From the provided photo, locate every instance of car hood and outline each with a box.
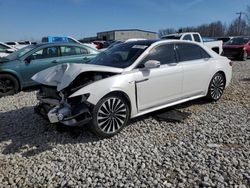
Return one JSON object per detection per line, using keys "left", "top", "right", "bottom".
{"left": 32, "top": 63, "right": 123, "bottom": 91}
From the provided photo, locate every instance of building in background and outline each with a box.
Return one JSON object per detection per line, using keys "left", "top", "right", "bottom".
{"left": 97, "top": 29, "right": 157, "bottom": 41}
{"left": 80, "top": 29, "right": 157, "bottom": 42}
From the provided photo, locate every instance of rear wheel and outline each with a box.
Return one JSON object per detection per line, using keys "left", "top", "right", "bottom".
{"left": 91, "top": 94, "right": 130, "bottom": 138}
{"left": 0, "top": 74, "right": 19, "bottom": 97}
{"left": 206, "top": 73, "right": 225, "bottom": 101}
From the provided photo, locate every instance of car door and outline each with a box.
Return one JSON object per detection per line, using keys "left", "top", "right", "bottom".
{"left": 57, "top": 45, "right": 96, "bottom": 64}
{"left": 134, "top": 43, "right": 183, "bottom": 111}
{"left": 176, "top": 42, "right": 211, "bottom": 98}
{"left": 20, "top": 46, "right": 60, "bottom": 86}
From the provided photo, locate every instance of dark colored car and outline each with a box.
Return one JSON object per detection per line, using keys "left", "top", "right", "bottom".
{"left": 222, "top": 37, "right": 250, "bottom": 61}
{"left": 217, "top": 37, "right": 233, "bottom": 43}
{"left": 0, "top": 43, "right": 99, "bottom": 96}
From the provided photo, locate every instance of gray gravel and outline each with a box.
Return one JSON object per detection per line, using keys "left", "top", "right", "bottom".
{"left": 0, "top": 60, "right": 249, "bottom": 187}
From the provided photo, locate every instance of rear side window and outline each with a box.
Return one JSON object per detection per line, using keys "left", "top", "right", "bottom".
{"left": 29, "top": 47, "right": 59, "bottom": 60}
{"left": 176, "top": 43, "right": 210, "bottom": 62}
{"left": 183, "top": 35, "right": 192, "bottom": 41}
{"left": 141, "top": 43, "right": 177, "bottom": 65}
{"left": 193, "top": 34, "right": 201, "bottom": 42}
{"left": 60, "top": 46, "right": 89, "bottom": 56}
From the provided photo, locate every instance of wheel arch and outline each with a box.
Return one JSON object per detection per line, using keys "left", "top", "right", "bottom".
{"left": 216, "top": 71, "right": 226, "bottom": 86}
{"left": 0, "top": 71, "right": 22, "bottom": 90}
{"left": 102, "top": 90, "right": 132, "bottom": 112}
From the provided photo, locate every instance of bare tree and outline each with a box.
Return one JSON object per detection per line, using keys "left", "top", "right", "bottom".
{"left": 245, "top": 5, "right": 250, "bottom": 35}
{"left": 227, "top": 18, "right": 248, "bottom": 36}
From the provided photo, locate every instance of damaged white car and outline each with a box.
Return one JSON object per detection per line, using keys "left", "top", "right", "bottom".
{"left": 32, "top": 40, "right": 232, "bottom": 137}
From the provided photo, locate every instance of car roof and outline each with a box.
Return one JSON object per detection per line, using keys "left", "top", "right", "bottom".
{"left": 125, "top": 39, "right": 160, "bottom": 46}
{"left": 33, "top": 42, "right": 94, "bottom": 48}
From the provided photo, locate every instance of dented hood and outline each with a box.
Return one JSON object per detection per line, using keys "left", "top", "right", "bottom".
{"left": 32, "top": 63, "right": 123, "bottom": 91}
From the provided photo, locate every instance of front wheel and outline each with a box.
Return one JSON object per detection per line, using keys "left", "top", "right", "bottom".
{"left": 91, "top": 94, "right": 130, "bottom": 138}
{"left": 206, "top": 73, "right": 225, "bottom": 101}
{"left": 0, "top": 74, "right": 19, "bottom": 97}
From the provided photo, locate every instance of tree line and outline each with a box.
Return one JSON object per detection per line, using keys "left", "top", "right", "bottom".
{"left": 159, "top": 5, "right": 250, "bottom": 38}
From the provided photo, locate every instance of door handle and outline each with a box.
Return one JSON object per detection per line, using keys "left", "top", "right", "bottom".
{"left": 83, "top": 57, "right": 90, "bottom": 60}
{"left": 52, "top": 60, "right": 58, "bottom": 63}
{"left": 168, "top": 62, "right": 178, "bottom": 66}
{"left": 135, "top": 78, "right": 149, "bottom": 83}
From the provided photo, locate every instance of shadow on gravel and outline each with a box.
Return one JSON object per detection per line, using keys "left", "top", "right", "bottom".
{"left": 0, "top": 98, "right": 209, "bottom": 157}
{"left": 130, "top": 98, "right": 209, "bottom": 124}
{"left": 240, "top": 78, "right": 250, "bottom": 82}
{"left": 0, "top": 106, "right": 100, "bottom": 157}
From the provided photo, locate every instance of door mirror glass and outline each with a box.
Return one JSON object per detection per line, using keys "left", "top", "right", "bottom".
{"left": 25, "top": 55, "right": 35, "bottom": 63}
{"left": 144, "top": 60, "right": 160, "bottom": 69}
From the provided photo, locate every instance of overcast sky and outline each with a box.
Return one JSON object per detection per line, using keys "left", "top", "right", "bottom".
{"left": 0, "top": 0, "right": 249, "bottom": 41}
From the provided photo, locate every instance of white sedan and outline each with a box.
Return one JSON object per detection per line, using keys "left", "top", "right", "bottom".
{"left": 33, "top": 40, "right": 232, "bottom": 138}
{"left": 0, "top": 42, "right": 16, "bottom": 57}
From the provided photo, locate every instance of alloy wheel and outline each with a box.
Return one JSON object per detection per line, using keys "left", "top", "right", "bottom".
{"left": 210, "top": 75, "right": 225, "bottom": 100}
{"left": 97, "top": 97, "right": 128, "bottom": 134}
{"left": 0, "top": 78, "right": 15, "bottom": 94}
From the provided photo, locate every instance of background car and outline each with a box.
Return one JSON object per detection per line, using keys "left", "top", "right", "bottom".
{"left": 0, "top": 43, "right": 99, "bottom": 96}
{"left": 0, "top": 42, "right": 16, "bottom": 57}
{"left": 4, "top": 41, "right": 28, "bottom": 49}
{"left": 33, "top": 40, "right": 232, "bottom": 138}
{"left": 42, "top": 36, "right": 97, "bottom": 49}
{"left": 222, "top": 36, "right": 250, "bottom": 61}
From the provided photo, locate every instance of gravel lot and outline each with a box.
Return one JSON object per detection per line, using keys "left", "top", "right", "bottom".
{"left": 0, "top": 60, "right": 249, "bottom": 187}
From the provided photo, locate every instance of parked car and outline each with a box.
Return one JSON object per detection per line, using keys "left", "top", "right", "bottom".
{"left": 0, "top": 43, "right": 99, "bottom": 96}
{"left": 42, "top": 36, "right": 97, "bottom": 49}
{"left": 0, "top": 42, "right": 16, "bottom": 57}
{"left": 222, "top": 36, "right": 250, "bottom": 61}
{"left": 217, "top": 37, "right": 233, "bottom": 43}
{"left": 162, "top": 32, "right": 223, "bottom": 55}
{"left": 99, "top": 40, "right": 124, "bottom": 51}
{"left": 32, "top": 40, "right": 232, "bottom": 138}
{"left": 93, "top": 41, "right": 106, "bottom": 49}
{"left": 4, "top": 41, "right": 28, "bottom": 49}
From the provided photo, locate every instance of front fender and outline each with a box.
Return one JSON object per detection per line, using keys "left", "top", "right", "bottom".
{"left": 69, "top": 73, "right": 138, "bottom": 117}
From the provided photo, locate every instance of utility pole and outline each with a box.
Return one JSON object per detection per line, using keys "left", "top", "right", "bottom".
{"left": 236, "top": 12, "right": 245, "bottom": 35}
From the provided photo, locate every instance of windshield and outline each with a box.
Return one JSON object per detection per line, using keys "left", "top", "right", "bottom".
{"left": 6, "top": 45, "right": 36, "bottom": 60}
{"left": 225, "top": 37, "right": 250, "bottom": 45}
{"left": 88, "top": 42, "right": 149, "bottom": 68}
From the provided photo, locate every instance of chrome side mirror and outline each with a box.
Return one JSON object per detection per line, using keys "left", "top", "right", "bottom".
{"left": 144, "top": 60, "right": 160, "bottom": 69}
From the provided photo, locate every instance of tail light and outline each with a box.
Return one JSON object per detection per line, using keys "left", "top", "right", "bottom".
{"left": 229, "top": 61, "right": 233, "bottom": 66}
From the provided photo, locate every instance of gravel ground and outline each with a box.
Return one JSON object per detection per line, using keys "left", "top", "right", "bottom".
{"left": 0, "top": 60, "right": 249, "bottom": 187}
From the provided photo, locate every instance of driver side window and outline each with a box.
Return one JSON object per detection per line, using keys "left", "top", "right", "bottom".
{"left": 28, "top": 47, "right": 59, "bottom": 61}
{"left": 138, "top": 43, "right": 177, "bottom": 68}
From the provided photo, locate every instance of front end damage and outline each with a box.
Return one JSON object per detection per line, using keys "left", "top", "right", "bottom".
{"left": 32, "top": 63, "right": 122, "bottom": 126}
{"left": 35, "top": 86, "right": 93, "bottom": 126}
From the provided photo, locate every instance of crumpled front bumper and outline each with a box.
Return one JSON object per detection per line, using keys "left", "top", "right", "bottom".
{"left": 35, "top": 100, "right": 92, "bottom": 127}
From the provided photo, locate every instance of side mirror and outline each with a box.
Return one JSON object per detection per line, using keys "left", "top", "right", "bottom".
{"left": 5, "top": 49, "right": 15, "bottom": 53}
{"left": 144, "top": 60, "right": 160, "bottom": 69}
{"left": 25, "top": 56, "right": 34, "bottom": 63}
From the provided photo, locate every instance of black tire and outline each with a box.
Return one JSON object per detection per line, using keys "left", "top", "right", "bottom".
{"left": 241, "top": 50, "right": 248, "bottom": 61}
{"left": 206, "top": 73, "right": 225, "bottom": 101}
{"left": 0, "top": 74, "right": 19, "bottom": 97}
{"left": 91, "top": 94, "right": 130, "bottom": 138}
